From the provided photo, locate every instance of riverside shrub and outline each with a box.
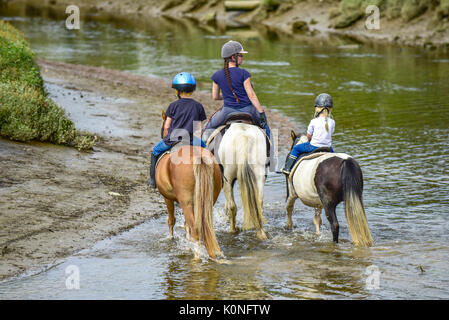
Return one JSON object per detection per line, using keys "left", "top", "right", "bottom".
{"left": 0, "top": 20, "right": 95, "bottom": 150}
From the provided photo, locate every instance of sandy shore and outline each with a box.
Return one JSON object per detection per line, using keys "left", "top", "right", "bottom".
{"left": 0, "top": 60, "right": 297, "bottom": 281}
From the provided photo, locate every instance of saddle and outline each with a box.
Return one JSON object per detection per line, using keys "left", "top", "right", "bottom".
{"left": 288, "top": 148, "right": 332, "bottom": 181}
{"left": 154, "top": 141, "right": 183, "bottom": 169}
{"left": 224, "top": 112, "right": 255, "bottom": 125}
{"left": 204, "top": 112, "right": 271, "bottom": 161}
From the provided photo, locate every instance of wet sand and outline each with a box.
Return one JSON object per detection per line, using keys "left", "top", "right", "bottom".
{"left": 0, "top": 60, "right": 297, "bottom": 281}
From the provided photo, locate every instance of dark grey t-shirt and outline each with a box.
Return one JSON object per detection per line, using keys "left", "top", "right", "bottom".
{"left": 163, "top": 98, "right": 207, "bottom": 146}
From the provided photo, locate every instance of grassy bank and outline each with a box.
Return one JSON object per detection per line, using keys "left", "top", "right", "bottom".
{"left": 0, "top": 21, "right": 95, "bottom": 150}
{"left": 327, "top": 0, "right": 449, "bottom": 28}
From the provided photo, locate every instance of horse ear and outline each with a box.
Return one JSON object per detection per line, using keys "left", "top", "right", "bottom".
{"left": 162, "top": 110, "right": 167, "bottom": 121}
{"left": 290, "top": 130, "right": 297, "bottom": 141}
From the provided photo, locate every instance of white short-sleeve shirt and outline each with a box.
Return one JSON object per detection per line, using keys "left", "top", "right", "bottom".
{"left": 307, "top": 117, "right": 335, "bottom": 148}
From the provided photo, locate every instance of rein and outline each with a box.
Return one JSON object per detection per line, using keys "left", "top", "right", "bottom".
{"left": 201, "top": 106, "right": 223, "bottom": 136}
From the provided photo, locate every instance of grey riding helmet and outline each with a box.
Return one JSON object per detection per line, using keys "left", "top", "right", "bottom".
{"left": 221, "top": 40, "right": 248, "bottom": 59}
{"left": 314, "top": 93, "right": 333, "bottom": 108}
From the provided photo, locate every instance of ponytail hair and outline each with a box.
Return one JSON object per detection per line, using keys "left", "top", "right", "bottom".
{"left": 314, "top": 107, "right": 332, "bottom": 132}
{"left": 224, "top": 58, "right": 239, "bottom": 103}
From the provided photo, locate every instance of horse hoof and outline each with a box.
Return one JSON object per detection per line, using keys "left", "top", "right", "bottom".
{"left": 257, "top": 230, "right": 269, "bottom": 240}
{"left": 230, "top": 227, "right": 240, "bottom": 234}
{"left": 213, "top": 258, "right": 232, "bottom": 265}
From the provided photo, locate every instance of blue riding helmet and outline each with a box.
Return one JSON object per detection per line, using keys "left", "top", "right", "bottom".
{"left": 172, "top": 72, "right": 196, "bottom": 92}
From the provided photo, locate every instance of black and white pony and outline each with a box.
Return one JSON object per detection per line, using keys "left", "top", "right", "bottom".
{"left": 285, "top": 131, "right": 374, "bottom": 247}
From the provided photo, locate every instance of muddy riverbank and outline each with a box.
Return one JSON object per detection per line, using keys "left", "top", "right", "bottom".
{"left": 0, "top": 60, "right": 296, "bottom": 281}
{"left": 2, "top": 0, "right": 448, "bottom": 50}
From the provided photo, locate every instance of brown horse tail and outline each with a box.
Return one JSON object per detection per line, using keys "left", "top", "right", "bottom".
{"left": 193, "top": 150, "right": 222, "bottom": 259}
{"left": 341, "top": 157, "right": 374, "bottom": 247}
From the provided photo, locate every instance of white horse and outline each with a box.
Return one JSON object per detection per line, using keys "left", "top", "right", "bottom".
{"left": 285, "top": 132, "right": 373, "bottom": 247}
{"left": 217, "top": 123, "right": 268, "bottom": 240}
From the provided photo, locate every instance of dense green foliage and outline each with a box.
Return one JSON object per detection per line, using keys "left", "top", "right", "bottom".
{"left": 0, "top": 21, "right": 94, "bottom": 150}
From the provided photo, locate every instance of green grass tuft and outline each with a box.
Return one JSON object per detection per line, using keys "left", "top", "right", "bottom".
{"left": 0, "top": 20, "right": 95, "bottom": 151}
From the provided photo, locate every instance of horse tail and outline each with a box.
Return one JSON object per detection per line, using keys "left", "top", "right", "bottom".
{"left": 193, "top": 150, "right": 222, "bottom": 259}
{"left": 236, "top": 136, "right": 264, "bottom": 231}
{"left": 341, "top": 157, "right": 374, "bottom": 247}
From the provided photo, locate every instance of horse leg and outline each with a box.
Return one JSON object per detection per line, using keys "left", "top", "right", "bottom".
{"left": 165, "top": 198, "right": 175, "bottom": 238}
{"left": 256, "top": 192, "right": 268, "bottom": 240}
{"left": 286, "top": 195, "right": 296, "bottom": 229}
{"left": 285, "top": 177, "right": 298, "bottom": 229}
{"left": 323, "top": 203, "right": 339, "bottom": 243}
{"left": 180, "top": 201, "right": 202, "bottom": 259}
{"left": 256, "top": 172, "right": 267, "bottom": 225}
{"left": 256, "top": 177, "right": 268, "bottom": 240}
{"left": 313, "top": 207, "right": 322, "bottom": 235}
{"left": 181, "top": 202, "right": 197, "bottom": 240}
{"left": 223, "top": 179, "right": 238, "bottom": 233}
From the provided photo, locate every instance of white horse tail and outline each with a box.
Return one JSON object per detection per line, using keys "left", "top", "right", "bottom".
{"left": 341, "top": 157, "right": 374, "bottom": 247}
{"left": 193, "top": 150, "right": 222, "bottom": 259}
{"left": 236, "top": 136, "right": 264, "bottom": 231}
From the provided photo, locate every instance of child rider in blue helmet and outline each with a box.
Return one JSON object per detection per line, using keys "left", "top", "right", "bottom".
{"left": 147, "top": 72, "right": 207, "bottom": 188}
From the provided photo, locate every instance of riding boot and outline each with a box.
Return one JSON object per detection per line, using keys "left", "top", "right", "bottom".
{"left": 281, "top": 154, "right": 298, "bottom": 175}
{"left": 146, "top": 153, "right": 158, "bottom": 188}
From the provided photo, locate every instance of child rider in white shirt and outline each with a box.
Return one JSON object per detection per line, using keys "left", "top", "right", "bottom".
{"left": 282, "top": 93, "right": 335, "bottom": 174}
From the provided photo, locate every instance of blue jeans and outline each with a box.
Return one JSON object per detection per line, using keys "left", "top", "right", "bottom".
{"left": 291, "top": 141, "right": 334, "bottom": 158}
{"left": 204, "top": 105, "right": 271, "bottom": 139}
{"left": 152, "top": 137, "right": 206, "bottom": 156}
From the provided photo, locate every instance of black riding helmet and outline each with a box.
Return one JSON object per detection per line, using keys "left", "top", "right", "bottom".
{"left": 314, "top": 93, "right": 333, "bottom": 118}
{"left": 314, "top": 93, "right": 333, "bottom": 108}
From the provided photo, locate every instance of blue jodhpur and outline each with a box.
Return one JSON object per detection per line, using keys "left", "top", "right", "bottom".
{"left": 291, "top": 141, "right": 334, "bottom": 158}
{"left": 152, "top": 137, "right": 206, "bottom": 156}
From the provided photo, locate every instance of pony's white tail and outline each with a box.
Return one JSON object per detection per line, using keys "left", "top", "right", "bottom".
{"left": 193, "top": 151, "right": 222, "bottom": 259}
{"left": 236, "top": 136, "right": 264, "bottom": 231}
{"left": 342, "top": 158, "right": 374, "bottom": 247}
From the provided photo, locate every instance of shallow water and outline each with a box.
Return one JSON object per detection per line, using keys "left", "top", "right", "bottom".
{"left": 1, "top": 5, "right": 449, "bottom": 299}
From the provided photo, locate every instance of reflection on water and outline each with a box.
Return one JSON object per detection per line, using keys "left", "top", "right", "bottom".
{"left": 2, "top": 192, "right": 448, "bottom": 299}
{"left": 0, "top": 200, "right": 373, "bottom": 300}
{"left": 1, "top": 4, "right": 449, "bottom": 299}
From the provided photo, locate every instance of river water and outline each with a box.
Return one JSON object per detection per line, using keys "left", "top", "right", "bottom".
{"left": 1, "top": 5, "right": 449, "bottom": 299}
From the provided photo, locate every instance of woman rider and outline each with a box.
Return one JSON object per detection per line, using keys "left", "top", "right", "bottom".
{"left": 202, "top": 40, "right": 271, "bottom": 141}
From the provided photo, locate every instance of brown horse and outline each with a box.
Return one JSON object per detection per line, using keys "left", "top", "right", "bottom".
{"left": 155, "top": 112, "right": 223, "bottom": 259}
